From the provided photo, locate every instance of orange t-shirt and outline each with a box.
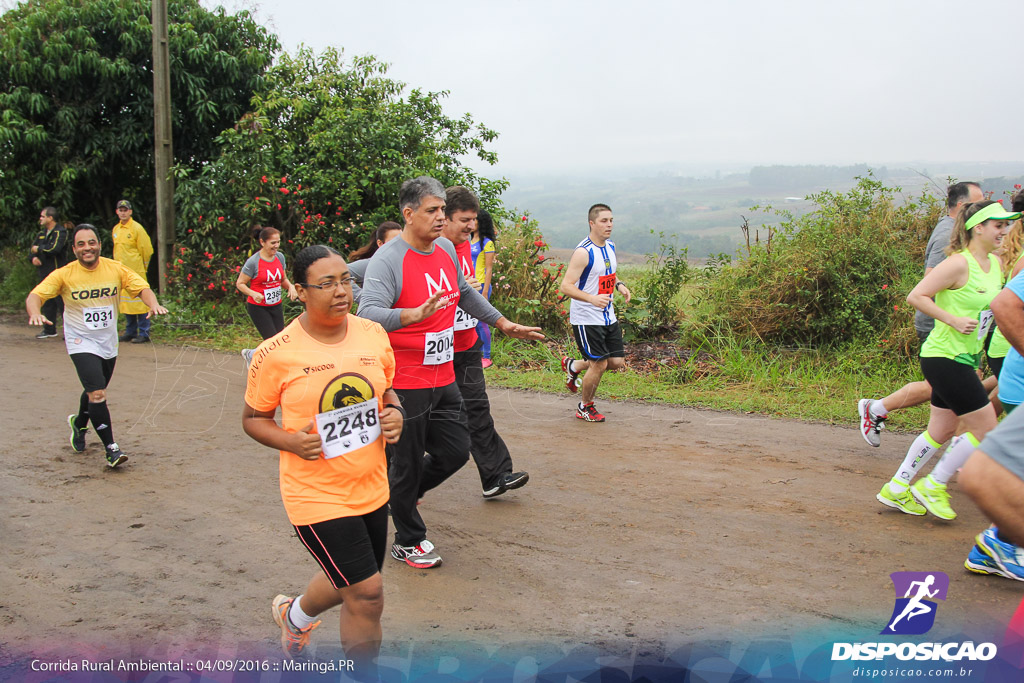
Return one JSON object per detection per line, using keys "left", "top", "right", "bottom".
{"left": 244, "top": 315, "right": 395, "bottom": 526}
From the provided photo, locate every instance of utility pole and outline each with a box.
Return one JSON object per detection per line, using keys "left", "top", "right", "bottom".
{"left": 152, "top": 0, "right": 174, "bottom": 295}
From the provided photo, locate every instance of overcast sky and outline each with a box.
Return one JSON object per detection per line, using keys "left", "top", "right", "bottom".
{"left": 210, "top": 0, "right": 1021, "bottom": 176}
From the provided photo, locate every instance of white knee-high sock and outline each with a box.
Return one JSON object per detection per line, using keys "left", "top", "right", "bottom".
{"left": 931, "top": 432, "right": 980, "bottom": 485}
{"left": 890, "top": 431, "right": 942, "bottom": 493}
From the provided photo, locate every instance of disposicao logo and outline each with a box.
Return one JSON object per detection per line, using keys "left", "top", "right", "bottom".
{"left": 882, "top": 571, "right": 948, "bottom": 636}
{"left": 831, "top": 571, "right": 997, "bottom": 662}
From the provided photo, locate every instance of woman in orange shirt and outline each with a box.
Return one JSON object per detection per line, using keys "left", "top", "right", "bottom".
{"left": 242, "top": 245, "right": 404, "bottom": 676}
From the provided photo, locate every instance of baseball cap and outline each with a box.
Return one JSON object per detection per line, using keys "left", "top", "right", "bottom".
{"left": 116, "top": 200, "right": 132, "bottom": 210}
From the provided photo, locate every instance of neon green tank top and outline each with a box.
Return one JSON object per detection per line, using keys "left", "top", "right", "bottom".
{"left": 920, "top": 249, "right": 1003, "bottom": 368}
{"left": 987, "top": 252, "right": 1023, "bottom": 360}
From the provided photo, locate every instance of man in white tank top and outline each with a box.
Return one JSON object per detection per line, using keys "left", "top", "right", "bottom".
{"left": 558, "top": 204, "right": 632, "bottom": 422}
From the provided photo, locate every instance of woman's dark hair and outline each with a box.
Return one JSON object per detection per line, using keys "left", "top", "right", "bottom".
{"left": 293, "top": 244, "right": 342, "bottom": 285}
{"left": 250, "top": 225, "right": 280, "bottom": 244}
{"left": 476, "top": 210, "right": 497, "bottom": 243}
{"left": 1013, "top": 189, "right": 1024, "bottom": 214}
{"left": 72, "top": 223, "right": 99, "bottom": 242}
{"left": 349, "top": 221, "right": 402, "bottom": 261}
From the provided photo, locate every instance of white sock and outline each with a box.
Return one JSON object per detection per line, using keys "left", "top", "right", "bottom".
{"left": 569, "top": 360, "right": 580, "bottom": 374}
{"left": 288, "top": 595, "right": 317, "bottom": 629}
{"left": 870, "top": 399, "right": 888, "bottom": 418}
{"left": 931, "top": 432, "right": 980, "bottom": 485}
{"left": 891, "top": 431, "right": 942, "bottom": 491}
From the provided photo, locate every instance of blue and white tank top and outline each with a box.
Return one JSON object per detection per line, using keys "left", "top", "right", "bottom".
{"left": 569, "top": 237, "right": 617, "bottom": 326}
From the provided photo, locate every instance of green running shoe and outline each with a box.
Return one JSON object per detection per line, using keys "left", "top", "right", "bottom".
{"left": 911, "top": 475, "right": 956, "bottom": 520}
{"left": 68, "top": 414, "right": 87, "bottom": 452}
{"left": 877, "top": 481, "right": 926, "bottom": 515}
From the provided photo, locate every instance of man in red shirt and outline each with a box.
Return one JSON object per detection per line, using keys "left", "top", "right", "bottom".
{"left": 358, "top": 176, "right": 543, "bottom": 568}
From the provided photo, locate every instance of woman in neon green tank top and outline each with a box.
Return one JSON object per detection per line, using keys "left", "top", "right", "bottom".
{"left": 877, "top": 200, "right": 1021, "bottom": 521}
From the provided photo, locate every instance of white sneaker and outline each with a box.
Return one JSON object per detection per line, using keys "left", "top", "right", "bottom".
{"left": 858, "top": 398, "right": 884, "bottom": 447}
{"left": 390, "top": 539, "right": 442, "bottom": 568}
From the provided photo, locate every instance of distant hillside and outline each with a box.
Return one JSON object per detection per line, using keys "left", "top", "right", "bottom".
{"left": 499, "top": 163, "right": 1024, "bottom": 259}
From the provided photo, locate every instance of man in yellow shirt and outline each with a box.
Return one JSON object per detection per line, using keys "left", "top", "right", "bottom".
{"left": 112, "top": 199, "right": 155, "bottom": 343}
{"left": 27, "top": 224, "right": 169, "bottom": 467}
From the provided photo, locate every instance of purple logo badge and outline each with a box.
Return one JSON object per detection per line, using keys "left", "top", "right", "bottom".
{"left": 881, "top": 571, "right": 949, "bottom": 635}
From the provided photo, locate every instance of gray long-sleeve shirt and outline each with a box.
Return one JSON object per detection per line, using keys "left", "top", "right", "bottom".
{"left": 914, "top": 215, "right": 954, "bottom": 334}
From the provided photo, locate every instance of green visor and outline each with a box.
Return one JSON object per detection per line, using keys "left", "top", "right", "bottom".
{"left": 966, "top": 202, "right": 1022, "bottom": 230}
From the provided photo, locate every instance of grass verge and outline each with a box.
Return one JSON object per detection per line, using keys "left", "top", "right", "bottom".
{"left": 487, "top": 335, "right": 931, "bottom": 431}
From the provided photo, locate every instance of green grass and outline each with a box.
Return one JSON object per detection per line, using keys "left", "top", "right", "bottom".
{"left": 487, "top": 334, "right": 931, "bottom": 431}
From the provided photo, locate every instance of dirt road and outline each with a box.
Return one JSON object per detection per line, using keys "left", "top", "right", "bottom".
{"left": 1, "top": 320, "right": 1020, "bottom": 679}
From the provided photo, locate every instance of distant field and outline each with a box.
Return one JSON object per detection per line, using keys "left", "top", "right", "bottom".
{"left": 542, "top": 246, "right": 649, "bottom": 265}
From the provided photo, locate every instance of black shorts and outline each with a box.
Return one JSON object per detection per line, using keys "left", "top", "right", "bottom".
{"left": 70, "top": 353, "right": 116, "bottom": 393}
{"left": 989, "top": 355, "right": 1005, "bottom": 380}
{"left": 573, "top": 322, "right": 625, "bottom": 361}
{"left": 293, "top": 503, "right": 389, "bottom": 589}
{"left": 920, "top": 356, "right": 990, "bottom": 416}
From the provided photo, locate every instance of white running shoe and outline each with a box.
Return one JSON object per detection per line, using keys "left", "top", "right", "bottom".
{"left": 858, "top": 398, "right": 884, "bottom": 447}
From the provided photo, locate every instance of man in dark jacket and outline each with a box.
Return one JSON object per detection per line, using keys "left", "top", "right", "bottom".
{"left": 30, "top": 206, "right": 68, "bottom": 338}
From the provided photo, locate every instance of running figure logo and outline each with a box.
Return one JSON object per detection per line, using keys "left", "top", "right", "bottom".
{"left": 882, "top": 571, "right": 949, "bottom": 635}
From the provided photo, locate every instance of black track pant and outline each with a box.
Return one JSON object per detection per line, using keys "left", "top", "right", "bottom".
{"left": 386, "top": 382, "right": 469, "bottom": 546}
{"left": 454, "top": 338, "right": 513, "bottom": 490}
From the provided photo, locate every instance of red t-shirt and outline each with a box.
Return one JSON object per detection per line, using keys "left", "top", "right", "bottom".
{"left": 453, "top": 239, "right": 480, "bottom": 352}
{"left": 388, "top": 246, "right": 461, "bottom": 389}
{"left": 244, "top": 252, "right": 287, "bottom": 307}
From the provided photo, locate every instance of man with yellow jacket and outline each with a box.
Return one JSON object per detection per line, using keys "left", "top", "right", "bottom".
{"left": 112, "top": 199, "right": 155, "bottom": 343}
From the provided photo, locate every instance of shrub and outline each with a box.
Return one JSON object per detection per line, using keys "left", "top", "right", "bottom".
{"left": 617, "top": 232, "right": 693, "bottom": 341}
{"left": 0, "top": 247, "right": 37, "bottom": 312}
{"left": 685, "top": 175, "right": 942, "bottom": 349}
{"left": 489, "top": 212, "right": 569, "bottom": 333}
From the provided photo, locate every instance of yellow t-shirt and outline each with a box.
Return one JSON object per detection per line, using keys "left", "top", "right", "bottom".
{"left": 244, "top": 315, "right": 395, "bottom": 526}
{"left": 31, "top": 257, "right": 149, "bottom": 359}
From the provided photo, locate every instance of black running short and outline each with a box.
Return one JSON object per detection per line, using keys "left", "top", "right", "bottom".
{"left": 573, "top": 322, "right": 625, "bottom": 361}
{"left": 989, "top": 355, "right": 1005, "bottom": 380}
{"left": 293, "top": 503, "right": 389, "bottom": 589}
{"left": 70, "top": 353, "right": 116, "bottom": 393}
{"left": 920, "top": 356, "right": 990, "bottom": 416}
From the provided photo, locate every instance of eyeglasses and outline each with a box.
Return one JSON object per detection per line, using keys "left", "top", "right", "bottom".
{"left": 299, "top": 277, "right": 354, "bottom": 290}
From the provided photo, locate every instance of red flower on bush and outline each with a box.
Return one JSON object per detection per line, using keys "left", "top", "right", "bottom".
{"left": 881, "top": 284, "right": 888, "bottom": 290}
{"left": 207, "top": 283, "right": 214, "bottom": 290}
{"left": 542, "top": 268, "right": 550, "bottom": 279}
{"left": 177, "top": 258, "right": 183, "bottom": 264}
{"left": 261, "top": 176, "right": 268, "bottom": 183}
{"left": 534, "top": 240, "right": 545, "bottom": 248}
{"left": 280, "top": 176, "right": 286, "bottom": 183}
{"left": 217, "top": 216, "right": 224, "bottom": 222}
{"left": 280, "top": 188, "right": 290, "bottom": 194}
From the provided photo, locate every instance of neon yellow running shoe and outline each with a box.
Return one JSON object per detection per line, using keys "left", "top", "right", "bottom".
{"left": 911, "top": 475, "right": 956, "bottom": 520}
{"left": 877, "top": 482, "right": 926, "bottom": 515}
